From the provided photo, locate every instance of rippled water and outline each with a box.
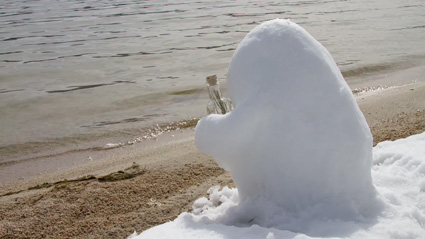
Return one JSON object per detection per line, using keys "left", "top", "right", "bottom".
{"left": 1, "top": 0, "right": 425, "bottom": 147}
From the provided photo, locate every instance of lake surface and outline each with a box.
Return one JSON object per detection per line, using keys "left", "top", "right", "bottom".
{"left": 1, "top": 0, "right": 425, "bottom": 148}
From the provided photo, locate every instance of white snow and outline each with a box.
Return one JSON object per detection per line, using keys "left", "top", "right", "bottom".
{"left": 103, "top": 143, "right": 124, "bottom": 149}
{"left": 131, "top": 132, "right": 425, "bottom": 239}
{"left": 195, "top": 18, "right": 378, "bottom": 221}
{"left": 130, "top": 19, "right": 425, "bottom": 238}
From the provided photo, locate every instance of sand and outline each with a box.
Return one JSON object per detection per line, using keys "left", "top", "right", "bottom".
{"left": 1, "top": 66, "right": 425, "bottom": 238}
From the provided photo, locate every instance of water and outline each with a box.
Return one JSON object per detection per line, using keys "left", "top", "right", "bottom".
{"left": 1, "top": 0, "right": 425, "bottom": 149}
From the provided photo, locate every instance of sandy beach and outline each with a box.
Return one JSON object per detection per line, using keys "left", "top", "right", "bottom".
{"left": 1, "top": 64, "right": 425, "bottom": 238}
{"left": 2, "top": 1, "right": 425, "bottom": 238}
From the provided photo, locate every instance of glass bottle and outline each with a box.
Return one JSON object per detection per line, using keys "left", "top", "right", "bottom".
{"left": 205, "top": 75, "right": 233, "bottom": 115}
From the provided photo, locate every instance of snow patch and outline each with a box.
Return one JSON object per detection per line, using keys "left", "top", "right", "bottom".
{"left": 133, "top": 130, "right": 425, "bottom": 238}
{"left": 130, "top": 19, "right": 425, "bottom": 239}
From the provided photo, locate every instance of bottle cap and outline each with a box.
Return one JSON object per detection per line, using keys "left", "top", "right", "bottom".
{"left": 206, "top": 75, "right": 218, "bottom": 86}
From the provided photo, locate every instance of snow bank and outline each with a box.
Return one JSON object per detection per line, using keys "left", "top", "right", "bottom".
{"left": 130, "top": 19, "right": 425, "bottom": 238}
{"left": 132, "top": 132, "right": 425, "bottom": 239}
{"left": 195, "top": 19, "right": 379, "bottom": 221}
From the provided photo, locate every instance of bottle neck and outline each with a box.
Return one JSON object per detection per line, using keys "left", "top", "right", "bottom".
{"left": 207, "top": 84, "right": 222, "bottom": 100}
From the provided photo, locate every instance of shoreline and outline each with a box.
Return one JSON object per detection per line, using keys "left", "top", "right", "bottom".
{"left": 1, "top": 59, "right": 425, "bottom": 150}
{"left": 1, "top": 81, "right": 425, "bottom": 192}
{"left": 1, "top": 66, "right": 425, "bottom": 238}
{"left": 1, "top": 64, "right": 425, "bottom": 191}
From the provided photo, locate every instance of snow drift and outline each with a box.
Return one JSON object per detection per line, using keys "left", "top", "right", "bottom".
{"left": 130, "top": 19, "right": 425, "bottom": 238}
{"left": 131, "top": 133, "right": 425, "bottom": 239}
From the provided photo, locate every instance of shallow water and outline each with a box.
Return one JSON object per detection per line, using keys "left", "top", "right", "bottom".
{"left": 1, "top": 0, "right": 425, "bottom": 148}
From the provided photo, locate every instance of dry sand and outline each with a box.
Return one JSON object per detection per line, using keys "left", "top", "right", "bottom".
{"left": 1, "top": 68, "right": 425, "bottom": 238}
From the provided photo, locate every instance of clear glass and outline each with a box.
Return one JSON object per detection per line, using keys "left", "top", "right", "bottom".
{"left": 206, "top": 84, "right": 233, "bottom": 115}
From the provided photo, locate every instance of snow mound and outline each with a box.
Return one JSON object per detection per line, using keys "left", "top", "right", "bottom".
{"left": 130, "top": 19, "right": 425, "bottom": 238}
{"left": 132, "top": 132, "right": 425, "bottom": 239}
{"left": 195, "top": 18, "right": 379, "bottom": 222}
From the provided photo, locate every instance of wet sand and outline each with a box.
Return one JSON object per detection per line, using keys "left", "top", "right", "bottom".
{"left": 1, "top": 69, "right": 425, "bottom": 238}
